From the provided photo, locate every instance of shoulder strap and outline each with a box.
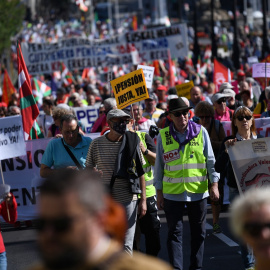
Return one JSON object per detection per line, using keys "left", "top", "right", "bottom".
{"left": 61, "top": 139, "right": 82, "bottom": 169}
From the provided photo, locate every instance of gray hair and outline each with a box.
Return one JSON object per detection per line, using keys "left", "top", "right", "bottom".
{"left": 104, "top": 98, "right": 117, "bottom": 112}
{"left": 230, "top": 187, "right": 270, "bottom": 239}
{"left": 39, "top": 169, "right": 106, "bottom": 215}
{"left": 132, "top": 102, "right": 143, "bottom": 110}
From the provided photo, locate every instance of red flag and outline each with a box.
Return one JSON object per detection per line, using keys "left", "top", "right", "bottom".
{"left": 17, "top": 42, "right": 40, "bottom": 140}
{"left": 213, "top": 59, "right": 233, "bottom": 92}
{"left": 153, "top": 60, "right": 160, "bottom": 76}
{"left": 2, "top": 69, "right": 17, "bottom": 105}
{"left": 168, "top": 50, "right": 175, "bottom": 87}
{"left": 132, "top": 15, "right": 138, "bottom": 31}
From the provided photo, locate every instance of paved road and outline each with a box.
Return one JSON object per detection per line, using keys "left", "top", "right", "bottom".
{"left": 3, "top": 207, "right": 246, "bottom": 270}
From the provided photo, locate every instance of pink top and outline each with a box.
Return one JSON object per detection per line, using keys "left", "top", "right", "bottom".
{"left": 214, "top": 107, "right": 233, "bottom": 121}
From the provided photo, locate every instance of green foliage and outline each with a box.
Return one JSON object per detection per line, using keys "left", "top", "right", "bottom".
{"left": 0, "top": 0, "right": 25, "bottom": 55}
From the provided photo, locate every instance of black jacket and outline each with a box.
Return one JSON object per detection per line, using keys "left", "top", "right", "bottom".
{"left": 111, "top": 131, "right": 144, "bottom": 194}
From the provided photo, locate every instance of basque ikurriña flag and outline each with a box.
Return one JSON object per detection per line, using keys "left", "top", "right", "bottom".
{"left": 17, "top": 42, "right": 43, "bottom": 140}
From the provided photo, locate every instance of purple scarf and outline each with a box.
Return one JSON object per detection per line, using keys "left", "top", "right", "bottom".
{"left": 169, "top": 121, "right": 201, "bottom": 152}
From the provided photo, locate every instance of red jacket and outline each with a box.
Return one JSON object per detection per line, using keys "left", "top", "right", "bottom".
{"left": 0, "top": 195, "right": 17, "bottom": 253}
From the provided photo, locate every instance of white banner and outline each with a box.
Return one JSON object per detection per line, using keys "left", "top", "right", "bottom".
{"left": 73, "top": 105, "right": 100, "bottom": 133}
{"left": 21, "top": 24, "right": 188, "bottom": 75}
{"left": 0, "top": 116, "right": 26, "bottom": 160}
{"left": 2, "top": 133, "right": 100, "bottom": 220}
{"left": 252, "top": 63, "right": 270, "bottom": 78}
{"left": 228, "top": 137, "right": 270, "bottom": 193}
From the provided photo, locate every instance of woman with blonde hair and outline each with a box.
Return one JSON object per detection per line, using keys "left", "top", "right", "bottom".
{"left": 215, "top": 106, "right": 262, "bottom": 270}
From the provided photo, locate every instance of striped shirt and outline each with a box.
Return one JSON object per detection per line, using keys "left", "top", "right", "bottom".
{"left": 85, "top": 135, "right": 137, "bottom": 204}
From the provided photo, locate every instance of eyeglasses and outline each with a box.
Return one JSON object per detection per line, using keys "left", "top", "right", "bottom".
{"left": 99, "top": 110, "right": 105, "bottom": 115}
{"left": 236, "top": 115, "right": 252, "bottom": 121}
{"left": 243, "top": 222, "right": 270, "bottom": 237}
{"left": 217, "top": 98, "right": 227, "bottom": 104}
{"left": 36, "top": 216, "right": 74, "bottom": 233}
{"left": 62, "top": 127, "right": 78, "bottom": 136}
{"left": 199, "top": 116, "right": 211, "bottom": 120}
{"left": 171, "top": 110, "right": 189, "bottom": 117}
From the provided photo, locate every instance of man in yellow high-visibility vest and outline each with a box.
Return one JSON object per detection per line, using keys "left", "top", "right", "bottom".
{"left": 154, "top": 97, "right": 219, "bottom": 270}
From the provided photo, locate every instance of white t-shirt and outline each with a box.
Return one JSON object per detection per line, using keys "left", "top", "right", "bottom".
{"left": 37, "top": 114, "right": 54, "bottom": 138}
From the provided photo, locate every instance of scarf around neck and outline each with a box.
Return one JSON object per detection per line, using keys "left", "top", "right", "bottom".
{"left": 169, "top": 120, "right": 201, "bottom": 152}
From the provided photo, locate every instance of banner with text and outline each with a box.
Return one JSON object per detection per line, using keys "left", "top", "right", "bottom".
{"left": 0, "top": 116, "right": 26, "bottom": 160}
{"left": 73, "top": 104, "right": 100, "bottom": 133}
{"left": 111, "top": 69, "right": 149, "bottom": 109}
{"left": 2, "top": 133, "right": 100, "bottom": 220}
{"left": 137, "top": 65, "right": 155, "bottom": 89}
{"left": 228, "top": 137, "right": 270, "bottom": 193}
{"left": 21, "top": 24, "right": 188, "bottom": 75}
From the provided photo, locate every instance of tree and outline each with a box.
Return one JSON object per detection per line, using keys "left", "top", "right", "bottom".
{"left": 0, "top": 0, "right": 25, "bottom": 56}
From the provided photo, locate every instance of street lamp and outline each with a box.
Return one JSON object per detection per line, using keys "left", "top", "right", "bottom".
{"left": 211, "top": 0, "right": 217, "bottom": 59}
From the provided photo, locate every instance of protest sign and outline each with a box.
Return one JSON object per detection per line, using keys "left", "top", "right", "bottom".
{"left": 175, "top": 81, "right": 194, "bottom": 99}
{"left": 73, "top": 104, "right": 100, "bottom": 133}
{"left": 111, "top": 69, "right": 149, "bottom": 109}
{"left": 0, "top": 116, "right": 26, "bottom": 160}
{"left": 252, "top": 63, "right": 270, "bottom": 78}
{"left": 228, "top": 137, "right": 270, "bottom": 193}
{"left": 137, "top": 65, "right": 155, "bottom": 89}
{"left": 247, "top": 56, "right": 258, "bottom": 65}
{"left": 21, "top": 24, "right": 188, "bottom": 75}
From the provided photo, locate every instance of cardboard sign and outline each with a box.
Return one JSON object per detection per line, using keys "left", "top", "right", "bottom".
{"left": 175, "top": 81, "right": 194, "bottom": 99}
{"left": 111, "top": 69, "right": 149, "bottom": 109}
{"left": 137, "top": 65, "right": 155, "bottom": 89}
{"left": 0, "top": 116, "right": 26, "bottom": 160}
{"left": 252, "top": 63, "right": 270, "bottom": 78}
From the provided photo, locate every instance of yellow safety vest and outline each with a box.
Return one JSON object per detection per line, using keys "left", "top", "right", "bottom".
{"left": 160, "top": 126, "right": 208, "bottom": 195}
{"left": 136, "top": 131, "right": 156, "bottom": 198}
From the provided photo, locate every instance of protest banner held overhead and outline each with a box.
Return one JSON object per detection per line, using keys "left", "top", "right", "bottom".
{"left": 137, "top": 65, "right": 155, "bottom": 89}
{"left": 111, "top": 69, "right": 149, "bottom": 109}
{"left": 175, "top": 81, "right": 194, "bottom": 99}
{"left": 0, "top": 116, "right": 26, "bottom": 160}
{"left": 227, "top": 137, "right": 270, "bottom": 194}
{"left": 21, "top": 24, "right": 188, "bottom": 75}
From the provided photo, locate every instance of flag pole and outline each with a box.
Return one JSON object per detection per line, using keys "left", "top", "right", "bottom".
{"left": 0, "top": 162, "right": 10, "bottom": 221}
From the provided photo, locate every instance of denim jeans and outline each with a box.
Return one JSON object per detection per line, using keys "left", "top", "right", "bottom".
{"left": 0, "top": 252, "right": 7, "bottom": 270}
{"left": 122, "top": 200, "right": 138, "bottom": 255}
{"left": 164, "top": 198, "right": 207, "bottom": 270}
{"left": 229, "top": 187, "right": 255, "bottom": 269}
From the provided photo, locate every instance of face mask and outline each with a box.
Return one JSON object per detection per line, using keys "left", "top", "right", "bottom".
{"left": 112, "top": 121, "right": 127, "bottom": 135}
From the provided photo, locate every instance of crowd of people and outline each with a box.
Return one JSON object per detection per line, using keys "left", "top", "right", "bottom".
{"left": 1, "top": 9, "right": 270, "bottom": 270}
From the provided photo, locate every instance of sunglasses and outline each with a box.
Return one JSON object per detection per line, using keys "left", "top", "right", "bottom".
{"left": 236, "top": 115, "right": 252, "bottom": 121}
{"left": 199, "top": 116, "right": 211, "bottom": 120}
{"left": 243, "top": 222, "right": 270, "bottom": 237}
{"left": 217, "top": 98, "right": 227, "bottom": 104}
{"left": 172, "top": 110, "right": 189, "bottom": 117}
{"left": 36, "top": 217, "right": 73, "bottom": 233}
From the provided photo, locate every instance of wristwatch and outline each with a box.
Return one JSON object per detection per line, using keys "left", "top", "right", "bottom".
{"left": 143, "top": 149, "right": 149, "bottom": 155}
